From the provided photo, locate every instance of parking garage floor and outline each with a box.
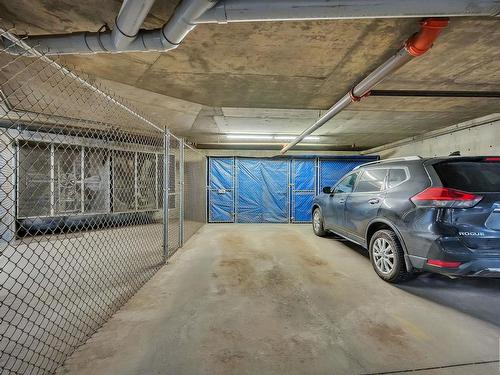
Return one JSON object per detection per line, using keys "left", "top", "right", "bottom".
{"left": 59, "top": 224, "right": 500, "bottom": 375}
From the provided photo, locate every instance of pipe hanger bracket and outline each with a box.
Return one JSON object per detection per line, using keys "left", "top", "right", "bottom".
{"left": 349, "top": 88, "right": 371, "bottom": 102}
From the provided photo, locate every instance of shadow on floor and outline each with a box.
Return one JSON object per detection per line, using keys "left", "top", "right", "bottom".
{"left": 339, "top": 239, "right": 500, "bottom": 328}
{"left": 398, "top": 274, "right": 500, "bottom": 328}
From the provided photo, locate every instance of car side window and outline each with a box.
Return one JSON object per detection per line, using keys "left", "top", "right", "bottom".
{"left": 354, "top": 169, "right": 388, "bottom": 193}
{"left": 387, "top": 168, "right": 408, "bottom": 189}
{"left": 334, "top": 173, "right": 358, "bottom": 194}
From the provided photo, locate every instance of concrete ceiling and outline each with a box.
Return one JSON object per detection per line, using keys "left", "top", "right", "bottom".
{"left": 1, "top": 0, "right": 499, "bottom": 151}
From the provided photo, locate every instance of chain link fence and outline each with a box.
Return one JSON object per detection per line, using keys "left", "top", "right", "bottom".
{"left": 0, "top": 30, "right": 206, "bottom": 374}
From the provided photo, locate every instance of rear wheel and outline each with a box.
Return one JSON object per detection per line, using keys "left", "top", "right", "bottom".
{"left": 369, "top": 229, "right": 413, "bottom": 283}
{"left": 312, "top": 208, "right": 327, "bottom": 237}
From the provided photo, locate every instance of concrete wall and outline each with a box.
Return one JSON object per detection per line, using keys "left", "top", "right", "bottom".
{"left": 363, "top": 114, "right": 500, "bottom": 159}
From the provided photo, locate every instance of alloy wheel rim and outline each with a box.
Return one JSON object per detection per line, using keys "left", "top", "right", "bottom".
{"left": 313, "top": 211, "right": 321, "bottom": 231}
{"left": 372, "top": 238, "right": 395, "bottom": 275}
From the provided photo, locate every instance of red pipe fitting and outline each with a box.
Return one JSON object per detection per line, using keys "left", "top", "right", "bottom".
{"left": 404, "top": 18, "right": 449, "bottom": 57}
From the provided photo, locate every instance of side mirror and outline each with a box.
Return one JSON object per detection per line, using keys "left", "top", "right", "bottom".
{"left": 322, "top": 186, "right": 332, "bottom": 194}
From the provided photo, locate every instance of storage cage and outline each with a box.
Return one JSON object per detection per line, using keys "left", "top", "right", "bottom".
{"left": 0, "top": 31, "right": 206, "bottom": 374}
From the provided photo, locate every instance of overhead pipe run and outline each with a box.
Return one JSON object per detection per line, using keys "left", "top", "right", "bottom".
{"left": 280, "top": 18, "right": 449, "bottom": 154}
{"left": 1, "top": 0, "right": 218, "bottom": 55}
{"left": 3, "top": 0, "right": 499, "bottom": 55}
{"left": 195, "top": 0, "right": 500, "bottom": 23}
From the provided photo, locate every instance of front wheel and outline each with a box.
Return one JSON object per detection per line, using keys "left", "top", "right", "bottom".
{"left": 312, "top": 208, "right": 327, "bottom": 237}
{"left": 369, "top": 229, "right": 414, "bottom": 283}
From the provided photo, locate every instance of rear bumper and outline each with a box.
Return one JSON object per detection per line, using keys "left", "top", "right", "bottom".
{"left": 405, "top": 233, "right": 500, "bottom": 277}
{"left": 422, "top": 258, "right": 500, "bottom": 278}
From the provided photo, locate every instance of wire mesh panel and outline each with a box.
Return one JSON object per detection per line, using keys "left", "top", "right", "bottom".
{"left": 0, "top": 31, "right": 167, "bottom": 374}
{"left": 183, "top": 144, "right": 206, "bottom": 244}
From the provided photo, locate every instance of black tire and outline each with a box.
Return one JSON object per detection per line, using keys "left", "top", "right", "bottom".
{"left": 312, "top": 208, "right": 327, "bottom": 237}
{"left": 369, "top": 229, "right": 414, "bottom": 283}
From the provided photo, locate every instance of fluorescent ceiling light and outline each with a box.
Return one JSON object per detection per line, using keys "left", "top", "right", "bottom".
{"left": 274, "top": 135, "right": 320, "bottom": 141}
{"left": 226, "top": 134, "right": 273, "bottom": 140}
{"left": 226, "top": 134, "right": 321, "bottom": 141}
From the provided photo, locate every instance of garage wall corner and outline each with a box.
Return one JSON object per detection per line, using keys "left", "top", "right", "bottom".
{"left": 364, "top": 114, "right": 500, "bottom": 159}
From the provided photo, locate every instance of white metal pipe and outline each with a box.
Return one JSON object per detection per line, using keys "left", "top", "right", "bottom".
{"left": 195, "top": 0, "right": 500, "bottom": 23}
{"left": 162, "top": 0, "right": 218, "bottom": 46}
{"left": 280, "top": 18, "right": 448, "bottom": 154}
{"left": 280, "top": 50, "right": 413, "bottom": 154}
{"left": 112, "top": 0, "right": 157, "bottom": 50}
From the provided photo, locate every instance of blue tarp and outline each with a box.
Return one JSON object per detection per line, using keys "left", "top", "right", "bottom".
{"left": 293, "top": 159, "right": 315, "bottom": 191}
{"left": 208, "top": 158, "right": 234, "bottom": 222}
{"left": 319, "top": 159, "right": 371, "bottom": 191}
{"left": 208, "top": 156, "right": 377, "bottom": 223}
{"left": 291, "top": 159, "right": 315, "bottom": 222}
{"left": 293, "top": 193, "right": 314, "bottom": 222}
{"left": 236, "top": 159, "right": 289, "bottom": 223}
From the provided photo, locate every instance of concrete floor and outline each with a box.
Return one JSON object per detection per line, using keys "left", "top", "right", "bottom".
{"left": 59, "top": 224, "right": 500, "bottom": 375}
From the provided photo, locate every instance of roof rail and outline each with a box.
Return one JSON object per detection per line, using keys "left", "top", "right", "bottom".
{"left": 353, "top": 156, "right": 422, "bottom": 169}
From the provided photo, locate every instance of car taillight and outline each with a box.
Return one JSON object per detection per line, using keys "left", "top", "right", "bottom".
{"left": 411, "top": 187, "right": 482, "bottom": 208}
{"left": 484, "top": 157, "right": 500, "bottom": 162}
{"left": 426, "top": 259, "right": 461, "bottom": 268}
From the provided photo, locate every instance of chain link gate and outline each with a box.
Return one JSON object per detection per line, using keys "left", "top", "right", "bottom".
{"left": 0, "top": 30, "right": 206, "bottom": 374}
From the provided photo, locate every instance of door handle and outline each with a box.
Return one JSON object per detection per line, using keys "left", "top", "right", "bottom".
{"left": 338, "top": 199, "right": 346, "bottom": 204}
{"left": 368, "top": 198, "right": 380, "bottom": 205}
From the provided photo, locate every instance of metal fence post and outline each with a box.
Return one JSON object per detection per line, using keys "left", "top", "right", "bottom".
{"left": 179, "top": 138, "right": 185, "bottom": 247}
{"left": 163, "top": 130, "right": 170, "bottom": 260}
{"left": 155, "top": 153, "right": 159, "bottom": 210}
{"left": 205, "top": 156, "right": 209, "bottom": 224}
{"left": 50, "top": 143, "right": 55, "bottom": 216}
{"left": 80, "top": 147, "right": 85, "bottom": 213}
{"left": 134, "top": 152, "right": 138, "bottom": 210}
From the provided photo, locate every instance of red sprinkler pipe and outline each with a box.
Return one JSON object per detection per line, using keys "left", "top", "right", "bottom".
{"left": 405, "top": 18, "right": 449, "bottom": 56}
{"left": 280, "top": 18, "right": 449, "bottom": 154}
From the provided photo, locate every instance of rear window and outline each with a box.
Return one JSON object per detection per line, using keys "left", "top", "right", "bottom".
{"left": 433, "top": 161, "right": 500, "bottom": 192}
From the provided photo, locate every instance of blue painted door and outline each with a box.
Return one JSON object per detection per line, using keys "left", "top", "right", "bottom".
{"left": 208, "top": 157, "right": 234, "bottom": 222}
{"left": 291, "top": 159, "right": 316, "bottom": 223}
{"left": 236, "top": 159, "right": 289, "bottom": 223}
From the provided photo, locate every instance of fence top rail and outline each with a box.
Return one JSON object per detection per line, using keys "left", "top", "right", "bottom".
{"left": 184, "top": 141, "right": 206, "bottom": 156}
